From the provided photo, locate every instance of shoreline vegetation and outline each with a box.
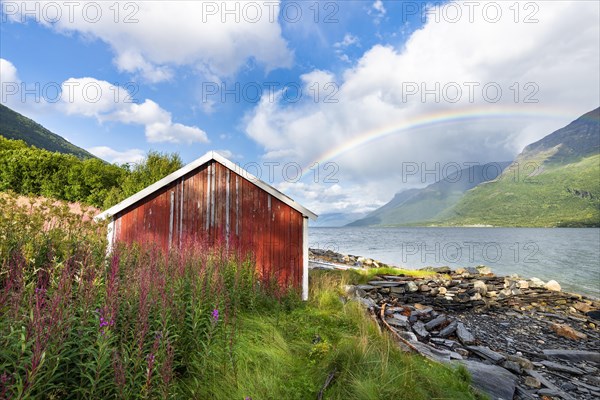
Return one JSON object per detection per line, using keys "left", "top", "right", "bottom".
{"left": 310, "top": 248, "right": 600, "bottom": 399}
{"left": 0, "top": 194, "right": 480, "bottom": 399}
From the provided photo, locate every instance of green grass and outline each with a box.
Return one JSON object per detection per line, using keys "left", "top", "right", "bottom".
{"left": 439, "top": 154, "right": 600, "bottom": 227}
{"left": 189, "top": 270, "right": 480, "bottom": 400}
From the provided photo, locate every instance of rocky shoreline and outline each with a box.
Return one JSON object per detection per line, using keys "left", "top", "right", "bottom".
{"left": 309, "top": 249, "right": 600, "bottom": 400}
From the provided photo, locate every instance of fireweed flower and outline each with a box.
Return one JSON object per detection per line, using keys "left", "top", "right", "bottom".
{"left": 212, "top": 309, "right": 219, "bottom": 323}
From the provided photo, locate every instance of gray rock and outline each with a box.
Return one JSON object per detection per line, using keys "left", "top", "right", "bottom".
{"left": 357, "top": 284, "right": 376, "bottom": 291}
{"left": 456, "top": 322, "right": 476, "bottom": 345}
{"left": 412, "top": 321, "right": 430, "bottom": 339}
{"left": 397, "top": 331, "right": 418, "bottom": 342}
{"left": 506, "top": 355, "right": 533, "bottom": 371}
{"left": 467, "top": 346, "right": 506, "bottom": 364}
{"left": 542, "top": 350, "right": 600, "bottom": 365}
{"left": 367, "top": 281, "right": 402, "bottom": 287}
{"left": 424, "top": 315, "right": 448, "bottom": 331}
{"left": 502, "top": 360, "right": 522, "bottom": 374}
{"left": 526, "top": 370, "right": 578, "bottom": 400}
{"left": 460, "top": 360, "right": 516, "bottom": 400}
{"left": 438, "top": 320, "right": 458, "bottom": 338}
{"left": 387, "top": 317, "right": 410, "bottom": 329}
{"left": 540, "top": 360, "right": 584, "bottom": 375}
{"left": 357, "top": 297, "right": 376, "bottom": 309}
{"left": 406, "top": 281, "right": 419, "bottom": 292}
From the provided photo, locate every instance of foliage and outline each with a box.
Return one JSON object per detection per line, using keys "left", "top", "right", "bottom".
{"left": 0, "top": 104, "right": 94, "bottom": 159}
{"left": 0, "top": 196, "right": 478, "bottom": 399}
{"left": 0, "top": 137, "right": 182, "bottom": 209}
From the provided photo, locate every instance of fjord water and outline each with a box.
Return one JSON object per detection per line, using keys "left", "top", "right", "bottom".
{"left": 309, "top": 227, "right": 600, "bottom": 298}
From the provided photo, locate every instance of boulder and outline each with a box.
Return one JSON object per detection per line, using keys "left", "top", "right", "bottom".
{"left": 545, "top": 280, "right": 561, "bottom": 291}
{"left": 529, "top": 277, "right": 545, "bottom": 288}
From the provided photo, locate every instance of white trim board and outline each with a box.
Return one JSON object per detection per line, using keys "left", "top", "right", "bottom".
{"left": 95, "top": 151, "right": 318, "bottom": 221}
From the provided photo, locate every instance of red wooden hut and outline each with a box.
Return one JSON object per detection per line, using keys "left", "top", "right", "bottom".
{"left": 96, "top": 151, "right": 318, "bottom": 299}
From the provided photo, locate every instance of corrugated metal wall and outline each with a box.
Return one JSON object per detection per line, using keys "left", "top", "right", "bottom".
{"left": 111, "top": 160, "right": 304, "bottom": 289}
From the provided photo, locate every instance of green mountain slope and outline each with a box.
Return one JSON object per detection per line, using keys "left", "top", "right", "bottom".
{"left": 0, "top": 104, "right": 94, "bottom": 159}
{"left": 440, "top": 107, "right": 600, "bottom": 227}
{"left": 347, "top": 162, "right": 510, "bottom": 227}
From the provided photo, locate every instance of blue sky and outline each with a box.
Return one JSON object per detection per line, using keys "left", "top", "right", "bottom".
{"left": 1, "top": 1, "right": 599, "bottom": 216}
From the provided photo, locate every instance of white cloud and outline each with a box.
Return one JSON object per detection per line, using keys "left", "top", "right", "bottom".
{"left": 245, "top": 1, "right": 600, "bottom": 213}
{"left": 214, "top": 149, "right": 243, "bottom": 160}
{"left": 60, "top": 77, "right": 208, "bottom": 143}
{"left": 4, "top": 1, "right": 293, "bottom": 82}
{"left": 334, "top": 33, "right": 359, "bottom": 48}
{"left": 334, "top": 33, "right": 359, "bottom": 63}
{"left": 0, "top": 58, "right": 19, "bottom": 85}
{"left": 372, "top": 1, "right": 386, "bottom": 16}
{"left": 1, "top": 58, "right": 22, "bottom": 108}
{"left": 86, "top": 146, "right": 145, "bottom": 164}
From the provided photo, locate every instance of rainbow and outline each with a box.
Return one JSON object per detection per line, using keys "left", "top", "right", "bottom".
{"left": 305, "top": 105, "right": 581, "bottom": 168}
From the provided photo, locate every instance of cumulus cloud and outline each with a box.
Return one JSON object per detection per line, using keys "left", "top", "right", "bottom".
{"left": 86, "top": 146, "right": 145, "bottom": 164}
{"left": 60, "top": 77, "right": 208, "bottom": 143}
{"left": 0, "top": 58, "right": 19, "bottom": 85}
{"left": 2, "top": 1, "right": 293, "bottom": 82}
{"left": 245, "top": 1, "right": 600, "bottom": 212}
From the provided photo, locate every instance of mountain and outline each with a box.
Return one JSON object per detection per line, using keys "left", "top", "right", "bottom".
{"left": 519, "top": 107, "right": 599, "bottom": 164}
{"left": 440, "top": 107, "right": 600, "bottom": 227}
{"left": 347, "top": 162, "right": 510, "bottom": 227}
{"left": 309, "top": 212, "right": 368, "bottom": 227}
{"left": 0, "top": 104, "right": 94, "bottom": 159}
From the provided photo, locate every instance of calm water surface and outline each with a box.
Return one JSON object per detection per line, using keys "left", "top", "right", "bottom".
{"left": 309, "top": 227, "right": 600, "bottom": 298}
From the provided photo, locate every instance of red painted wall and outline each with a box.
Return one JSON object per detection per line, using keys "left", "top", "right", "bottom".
{"left": 112, "top": 161, "right": 304, "bottom": 289}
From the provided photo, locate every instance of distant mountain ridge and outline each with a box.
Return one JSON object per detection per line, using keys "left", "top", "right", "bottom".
{"left": 519, "top": 107, "right": 599, "bottom": 164}
{"left": 347, "top": 162, "right": 511, "bottom": 227}
{"left": 0, "top": 104, "right": 94, "bottom": 159}
{"left": 347, "top": 107, "right": 600, "bottom": 228}
{"left": 439, "top": 107, "right": 600, "bottom": 227}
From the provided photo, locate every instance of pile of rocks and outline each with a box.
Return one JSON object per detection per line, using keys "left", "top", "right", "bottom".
{"left": 347, "top": 271, "right": 600, "bottom": 400}
{"left": 309, "top": 248, "right": 389, "bottom": 268}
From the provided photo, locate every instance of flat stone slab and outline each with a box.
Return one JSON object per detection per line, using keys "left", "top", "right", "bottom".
{"left": 467, "top": 346, "right": 506, "bottom": 364}
{"left": 438, "top": 320, "right": 458, "bottom": 338}
{"left": 367, "top": 281, "right": 403, "bottom": 287}
{"left": 456, "top": 322, "right": 476, "bottom": 345}
{"left": 542, "top": 349, "right": 600, "bottom": 365}
{"left": 356, "top": 284, "right": 377, "bottom": 290}
{"left": 424, "top": 315, "right": 448, "bottom": 331}
{"left": 460, "top": 360, "right": 516, "bottom": 400}
{"left": 540, "top": 360, "right": 584, "bottom": 375}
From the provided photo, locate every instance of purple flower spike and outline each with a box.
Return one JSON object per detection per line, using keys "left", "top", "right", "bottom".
{"left": 212, "top": 309, "right": 219, "bottom": 323}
